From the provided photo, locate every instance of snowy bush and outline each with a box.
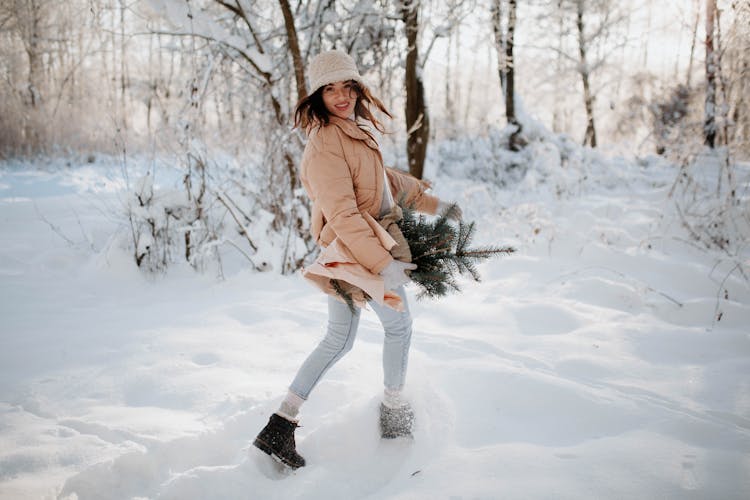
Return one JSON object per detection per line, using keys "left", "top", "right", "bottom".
{"left": 650, "top": 84, "right": 693, "bottom": 156}
{"left": 433, "top": 125, "right": 530, "bottom": 187}
{"left": 127, "top": 172, "right": 196, "bottom": 273}
{"left": 669, "top": 149, "right": 750, "bottom": 254}
{"left": 431, "top": 122, "right": 605, "bottom": 199}
{"left": 124, "top": 145, "right": 316, "bottom": 278}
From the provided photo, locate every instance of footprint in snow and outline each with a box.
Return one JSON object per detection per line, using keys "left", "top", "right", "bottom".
{"left": 192, "top": 352, "right": 220, "bottom": 366}
{"left": 511, "top": 303, "right": 582, "bottom": 336}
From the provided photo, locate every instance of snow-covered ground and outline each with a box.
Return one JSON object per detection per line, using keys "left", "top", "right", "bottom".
{"left": 1, "top": 147, "right": 749, "bottom": 500}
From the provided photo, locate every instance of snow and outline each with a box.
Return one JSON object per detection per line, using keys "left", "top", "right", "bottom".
{"left": 1, "top": 144, "right": 749, "bottom": 500}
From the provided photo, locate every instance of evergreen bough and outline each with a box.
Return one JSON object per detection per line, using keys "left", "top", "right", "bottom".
{"left": 397, "top": 203, "right": 516, "bottom": 299}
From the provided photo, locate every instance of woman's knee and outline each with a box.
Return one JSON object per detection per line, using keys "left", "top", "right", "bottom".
{"left": 322, "top": 317, "right": 358, "bottom": 352}
{"left": 382, "top": 315, "right": 412, "bottom": 340}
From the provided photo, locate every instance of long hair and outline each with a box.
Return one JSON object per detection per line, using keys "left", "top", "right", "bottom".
{"left": 294, "top": 80, "right": 392, "bottom": 137}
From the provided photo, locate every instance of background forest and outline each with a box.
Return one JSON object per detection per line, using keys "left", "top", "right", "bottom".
{"left": 1, "top": 0, "right": 748, "bottom": 275}
{"left": 2, "top": 0, "right": 749, "bottom": 157}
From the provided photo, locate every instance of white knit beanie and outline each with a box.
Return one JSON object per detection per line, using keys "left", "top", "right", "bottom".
{"left": 308, "top": 50, "right": 365, "bottom": 94}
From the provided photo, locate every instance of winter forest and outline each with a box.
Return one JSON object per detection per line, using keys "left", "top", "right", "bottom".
{"left": 1, "top": 0, "right": 749, "bottom": 498}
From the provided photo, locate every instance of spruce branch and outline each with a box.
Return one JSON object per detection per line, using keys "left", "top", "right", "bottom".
{"left": 397, "top": 202, "right": 516, "bottom": 299}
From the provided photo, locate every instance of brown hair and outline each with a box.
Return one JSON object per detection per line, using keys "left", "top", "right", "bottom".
{"left": 294, "top": 80, "right": 393, "bottom": 136}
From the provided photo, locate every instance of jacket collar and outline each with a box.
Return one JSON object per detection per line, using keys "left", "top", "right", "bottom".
{"left": 328, "top": 116, "right": 379, "bottom": 149}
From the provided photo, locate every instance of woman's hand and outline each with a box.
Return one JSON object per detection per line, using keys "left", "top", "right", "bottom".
{"left": 437, "top": 200, "right": 462, "bottom": 221}
{"left": 380, "top": 260, "right": 418, "bottom": 290}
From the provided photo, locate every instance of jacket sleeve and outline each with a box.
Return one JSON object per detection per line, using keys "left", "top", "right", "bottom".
{"left": 386, "top": 167, "right": 440, "bottom": 215}
{"left": 306, "top": 141, "right": 393, "bottom": 274}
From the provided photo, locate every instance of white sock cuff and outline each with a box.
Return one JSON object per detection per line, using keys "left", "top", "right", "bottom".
{"left": 284, "top": 390, "right": 306, "bottom": 408}
{"left": 383, "top": 388, "right": 405, "bottom": 409}
{"left": 277, "top": 390, "right": 306, "bottom": 421}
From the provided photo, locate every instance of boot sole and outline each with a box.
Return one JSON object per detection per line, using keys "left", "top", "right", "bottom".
{"left": 253, "top": 437, "right": 304, "bottom": 469}
{"left": 381, "top": 431, "right": 414, "bottom": 439}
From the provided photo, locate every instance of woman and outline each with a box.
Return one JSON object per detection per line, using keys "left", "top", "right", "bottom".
{"left": 253, "top": 49, "right": 459, "bottom": 469}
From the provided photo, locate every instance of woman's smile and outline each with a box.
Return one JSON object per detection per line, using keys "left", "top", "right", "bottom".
{"left": 322, "top": 81, "right": 357, "bottom": 119}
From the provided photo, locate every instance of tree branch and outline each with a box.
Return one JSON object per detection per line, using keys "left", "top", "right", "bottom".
{"left": 216, "top": 191, "right": 259, "bottom": 252}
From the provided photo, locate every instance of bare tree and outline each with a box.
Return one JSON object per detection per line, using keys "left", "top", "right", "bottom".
{"left": 545, "top": 0, "right": 629, "bottom": 148}
{"left": 16, "top": 0, "right": 47, "bottom": 108}
{"left": 552, "top": 0, "right": 566, "bottom": 133}
{"left": 686, "top": 0, "right": 700, "bottom": 88}
{"left": 444, "top": 25, "right": 457, "bottom": 137}
{"left": 491, "top": 0, "right": 523, "bottom": 150}
{"left": 279, "top": 0, "right": 307, "bottom": 102}
{"left": 704, "top": 0, "right": 717, "bottom": 148}
{"left": 401, "top": 0, "right": 430, "bottom": 180}
{"left": 725, "top": 0, "right": 750, "bottom": 155}
{"left": 575, "top": 0, "right": 597, "bottom": 147}
{"left": 506, "top": 0, "right": 518, "bottom": 134}
{"left": 2, "top": 0, "right": 51, "bottom": 150}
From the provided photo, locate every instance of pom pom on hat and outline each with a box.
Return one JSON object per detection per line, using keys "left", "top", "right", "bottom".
{"left": 308, "top": 50, "right": 365, "bottom": 94}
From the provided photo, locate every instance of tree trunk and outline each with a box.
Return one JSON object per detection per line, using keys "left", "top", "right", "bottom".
{"left": 641, "top": 0, "right": 652, "bottom": 67}
{"left": 553, "top": 1, "right": 564, "bottom": 133}
{"left": 736, "top": 53, "right": 749, "bottom": 151}
{"left": 738, "top": 2, "right": 750, "bottom": 152}
{"left": 491, "top": 0, "right": 507, "bottom": 99}
{"left": 576, "top": 0, "right": 597, "bottom": 147}
{"left": 101, "top": 10, "right": 111, "bottom": 115}
{"left": 715, "top": 6, "right": 730, "bottom": 146}
{"left": 687, "top": 2, "right": 701, "bottom": 87}
{"left": 704, "top": 0, "right": 717, "bottom": 148}
{"left": 278, "top": 0, "right": 307, "bottom": 102}
{"left": 120, "top": 0, "right": 128, "bottom": 130}
{"left": 401, "top": 0, "right": 429, "bottom": 180}
{"left": 26, "top": 47, "right": 43, "bottom": 107}
{"left": 147, "top": 33, "right": 154, "bottom": 132}
{"left": 110, "top": 0, "right": 118, "bottom": 125}
{"left": 505, "top": 0, "right": 516, "bottom": 125}
{"left": 445, "top": 27, "right": 455, "bottom": 136}
{"left": 506, "top": 0, "right": 524, "bottom": 150}
{"left": 462, "top": 44, "right": 477, "bottom": 130}
{"left": 493, "top": 0, "right": 523, "bottom": 149}
{"left": 25, "top": 0, "right": 43, "bottom": 108}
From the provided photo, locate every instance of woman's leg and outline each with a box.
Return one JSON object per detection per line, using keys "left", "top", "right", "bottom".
{"left": 370, "top": 286, "right": 415, "bottom": 438}
{"left": 256, "top": 296, "right": 361, "bottom": 467}
{"left": 369, "top": 285, "right": 412, "bottom": 394}
{"left": 288, "top": 294, "right": 362, "bottom": 401}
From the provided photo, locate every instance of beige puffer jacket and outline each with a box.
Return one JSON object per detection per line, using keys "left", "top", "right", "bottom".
{"left": 300, "top": 115, "right": 439, "bottom": 274}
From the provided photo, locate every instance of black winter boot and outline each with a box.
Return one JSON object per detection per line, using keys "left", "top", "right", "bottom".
{"left": 379, "top": 402, "right": 415, "bottom": 439}
{"left": 253, "top": 413, "right": 306, "bottom": 468}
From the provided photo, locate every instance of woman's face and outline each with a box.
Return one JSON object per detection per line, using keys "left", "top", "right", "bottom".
{"left": 321, "top": 80, "right": 357, "bottom": 120}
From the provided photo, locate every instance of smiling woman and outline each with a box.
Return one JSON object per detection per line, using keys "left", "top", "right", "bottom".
{"left": 321, "top": 81, "right": 357, "bottom": 120}
{"left": 251, "top": 49, "right": 459, "bottom": 469}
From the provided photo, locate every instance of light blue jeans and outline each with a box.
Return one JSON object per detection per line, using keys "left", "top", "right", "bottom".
{"left": 289, "top": 285, "right": 412, "bottom": 400}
